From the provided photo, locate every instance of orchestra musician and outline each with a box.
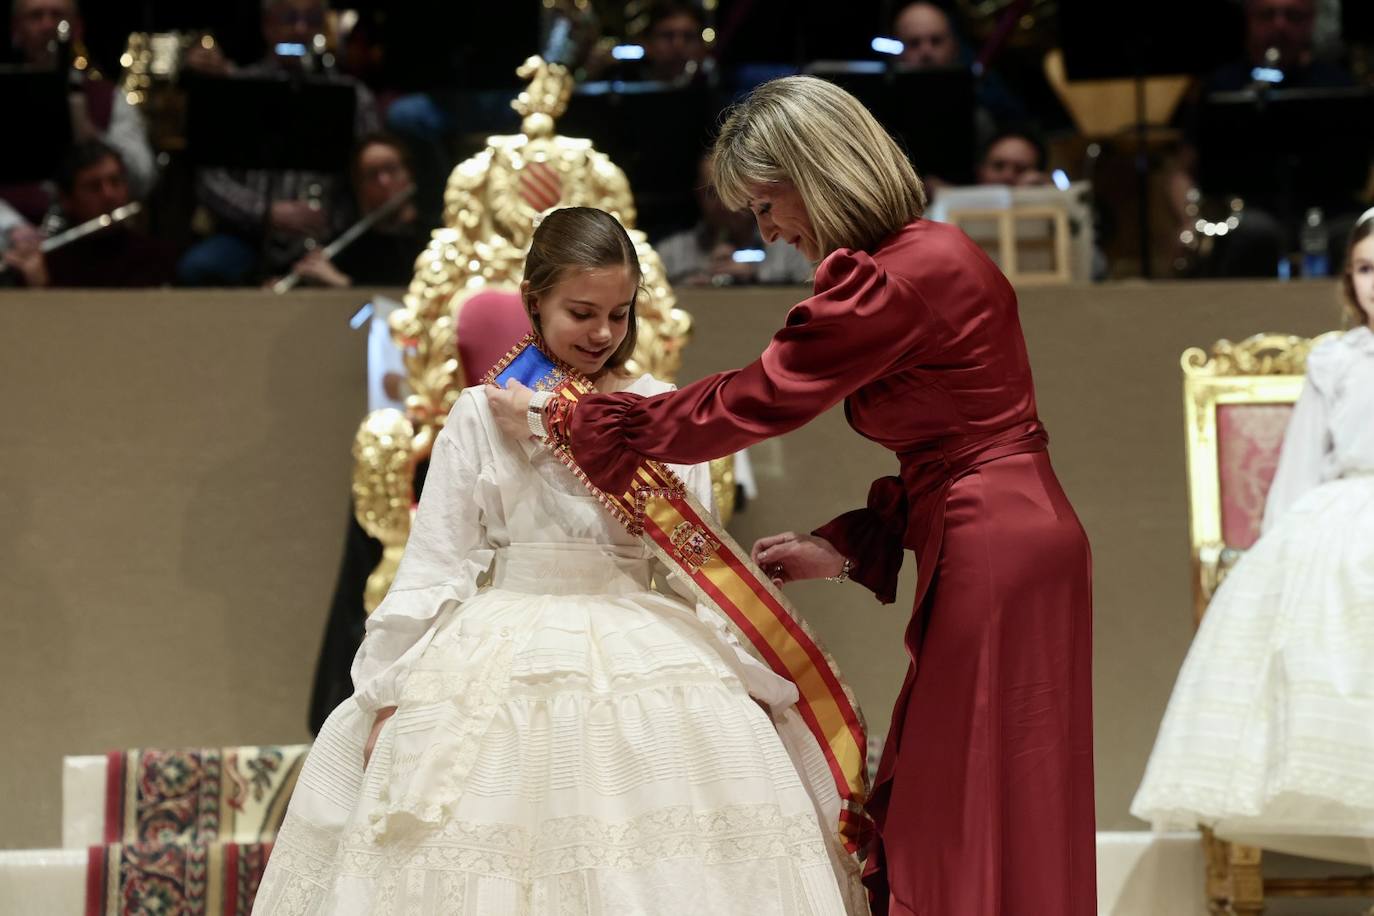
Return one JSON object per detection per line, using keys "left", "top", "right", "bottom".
{"left": 1, "top": 140, "right": 176, "bottom": 288}
{"left": 278, "top": 133, "right": 425, "bottom": 290}
{"left": 1, "top": 0, "right": 156, "bottom": 224}
{"left": 176, "top": 0, "right": 379, "bottom": 287}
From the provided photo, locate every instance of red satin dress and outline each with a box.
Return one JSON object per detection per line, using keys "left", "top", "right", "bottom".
{"left": 565, "top": 219, "right": 1096, "bottom": 915}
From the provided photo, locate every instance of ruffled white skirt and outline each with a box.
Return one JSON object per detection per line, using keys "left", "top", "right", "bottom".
{"left": 253, "top": 545, "right": 860, "bottom": 915}
{"left": 1132, "top": 476, "right": 1374, "bottom": 857}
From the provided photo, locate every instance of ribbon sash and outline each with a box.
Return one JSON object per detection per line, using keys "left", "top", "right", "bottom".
{"left": 486, "top": 335, "right": 871, "bottom": 851}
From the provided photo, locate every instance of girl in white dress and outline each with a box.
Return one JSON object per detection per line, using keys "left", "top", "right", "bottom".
{"left": 252, "top": 208, "right": 864, "bottom": 916}
{"left": 1132, "top": 211, "right": 1374, "bottom": 853}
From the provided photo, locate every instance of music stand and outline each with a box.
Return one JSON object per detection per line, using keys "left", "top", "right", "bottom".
{"left": 1344, "top": 1, "right": 1374, "bottom": 44}
{"left": 714, "top": 0, "right": 887, "bottom": 71}
{"left": 362, "top": 0, "right": 539, "bottom": 91}
{"left": 1197, "top": 87, "right": 1374, "bottom": 233}
{"left": 184, "top": 74, "right": 356, "bottom": 171}
{"left": 559, "top": 81, "right": 718, "bottom": 237}
{"left": 803, "top": 63, "right": 978, "bottom": 187}
{"left": 1058, "top": 0, "right": 1239, "bottom": 276}
{"left": 183, "top": 74, "right": 357, "bottom": 279}
{"left": 0, "top": 68, "right": 73, "bottom": 184}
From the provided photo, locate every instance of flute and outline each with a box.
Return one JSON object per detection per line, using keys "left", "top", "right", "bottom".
{"left": 272, "top": 185, "right": 417, "bottom": 294}
{"left": 0, "top": 202, "right": 142, "bottom": 275}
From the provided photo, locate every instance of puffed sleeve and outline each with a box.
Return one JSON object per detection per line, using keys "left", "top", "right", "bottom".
{"left": 350, "top": 393, "right": 496, "bottom": 712}
{"left": 566, "top": 248, "right": 936, "bottom": 494}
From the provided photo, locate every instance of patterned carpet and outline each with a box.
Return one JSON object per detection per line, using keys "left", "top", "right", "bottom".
{"left": 85, "top": 745, "right": 305, "bottom": 915}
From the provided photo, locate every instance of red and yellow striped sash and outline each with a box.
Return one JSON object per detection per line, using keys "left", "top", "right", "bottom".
{"left": 486, "top": 338, "right": 871, "bottom": 851}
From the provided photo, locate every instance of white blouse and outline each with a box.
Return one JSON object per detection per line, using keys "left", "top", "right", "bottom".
{"left": 1262, "top": 325, "right": 1374, "bottom": 532}
{"left": 348, "top": 374, "right": 787, "bottom": 714}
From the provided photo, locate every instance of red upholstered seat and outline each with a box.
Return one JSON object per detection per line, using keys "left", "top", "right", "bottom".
{"left": 1215, "top": 402, "right": 1294, "bottom": 550}
{"left": 454, "top": 289, "right": 530, "bottom": 388}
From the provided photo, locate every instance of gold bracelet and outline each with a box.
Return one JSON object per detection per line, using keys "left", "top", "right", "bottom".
{"left": 827, "top": 557, "right": 854, "bottom": 584}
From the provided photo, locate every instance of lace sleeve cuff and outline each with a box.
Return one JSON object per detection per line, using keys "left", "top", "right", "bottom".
{"left": 527, "top": 390, "right": 553, "bottom": 439}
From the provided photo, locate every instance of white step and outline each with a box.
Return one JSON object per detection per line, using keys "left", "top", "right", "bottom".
{"left": 62, "top": 755, "right": 107, "bottom": 849}
{"left": 1096, "top": 831, "right": 1206, "bottom": 916}
{"left": 0, "top": 850, "right": 85, "bottom": 916}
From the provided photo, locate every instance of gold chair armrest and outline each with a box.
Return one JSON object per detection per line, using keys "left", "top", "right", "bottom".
{"left": 352, "top": 409, "right": 417, "bottom": 614}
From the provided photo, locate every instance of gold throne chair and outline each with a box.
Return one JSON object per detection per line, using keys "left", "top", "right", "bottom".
{"left": 1180, "top": 331, "right": 1372, "bottom": 915}
{"left": 350, "top": 57, "right": 732, "bottom": 613}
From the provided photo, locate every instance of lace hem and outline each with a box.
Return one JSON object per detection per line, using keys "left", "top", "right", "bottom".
{"left": 258, "top": 804, "right": 843, "bottom": 916}
{"left": 348, "top": 803, "right": 829, "bottom": 878}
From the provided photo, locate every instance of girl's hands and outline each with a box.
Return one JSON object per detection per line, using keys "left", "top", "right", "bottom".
{"left": 487, "top": 379, "right": 535, "bottom": 441}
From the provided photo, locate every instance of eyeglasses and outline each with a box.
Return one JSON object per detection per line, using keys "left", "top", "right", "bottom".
{"left": 360, "top": 162, "right": 408, "bottom": 183}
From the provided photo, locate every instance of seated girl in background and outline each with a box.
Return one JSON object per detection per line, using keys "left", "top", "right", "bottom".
{"left": 1132, "top": 209, "right": 1374, "bottom": 855}
{"left": 252, "top": 207, "right": 863, "bottom": 915}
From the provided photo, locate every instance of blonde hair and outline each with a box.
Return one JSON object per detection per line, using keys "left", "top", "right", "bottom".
{"left": 711, "top": 76, "right": 926, "bottom": 255}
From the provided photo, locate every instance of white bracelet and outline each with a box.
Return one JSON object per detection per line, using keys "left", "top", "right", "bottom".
{"left": 526, "top": 390, "right": 553, "bottom": 439}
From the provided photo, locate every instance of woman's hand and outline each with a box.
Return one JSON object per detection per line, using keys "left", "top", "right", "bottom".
{"left": 487, "top": 379, "right": 535, "bottom": 440}
{"left": 363, "top": 707, "right": 396, "bottom": 769}
{"left": 751, "top": 532, "right": 845, "bottom": 586}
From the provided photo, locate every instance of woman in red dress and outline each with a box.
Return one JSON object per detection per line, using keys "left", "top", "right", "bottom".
{"left": 491, "top": 76, "right": 1095, "bottom": 915}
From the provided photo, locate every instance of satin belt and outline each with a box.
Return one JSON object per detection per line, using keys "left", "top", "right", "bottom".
{"left": 896, "top": 419, "right": 1051, "bottom": 522}
{"left": 867, "top": 420, "right": 1051, "bottom": 834}
{"left": 488, "top": 543, "right": 654, "bottom": 596}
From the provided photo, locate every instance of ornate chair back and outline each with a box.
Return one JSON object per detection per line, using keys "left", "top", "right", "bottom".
{"left": 351, "top": 57, "right": 698, "bottom": 612}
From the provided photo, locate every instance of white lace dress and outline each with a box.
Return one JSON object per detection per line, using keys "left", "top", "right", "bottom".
{"left": 1132, "top": 327, "right": 1374, "bottom": 856}
{"left": 252, "top": 376, "right": 866, "bottom": 916}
